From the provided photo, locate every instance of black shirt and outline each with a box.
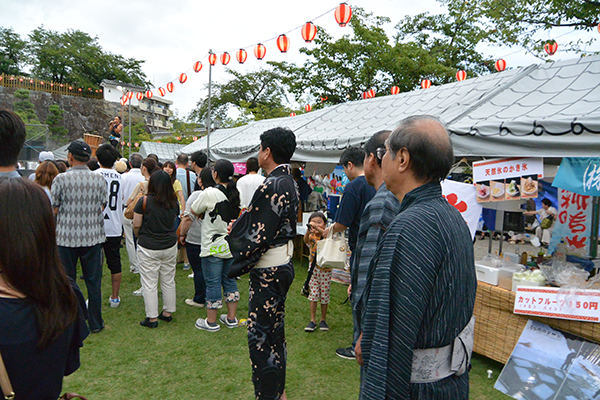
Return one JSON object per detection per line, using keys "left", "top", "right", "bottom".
{"left": 0, "top": 298, "right": 88, "bottom": 400}
{"left": 134, "top": 195, "right": 179, "bottom": 250}
{"left": 336, "top": 175, "right": 376, "bottom": 251}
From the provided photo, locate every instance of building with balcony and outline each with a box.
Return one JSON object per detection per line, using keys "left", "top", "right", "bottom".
{"left": 100, "top": 79, "right": 174, "bottom": 131}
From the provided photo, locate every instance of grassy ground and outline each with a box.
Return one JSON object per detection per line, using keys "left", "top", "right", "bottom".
{"left": 63, "top": 248, "right": 510, "bottom": 399}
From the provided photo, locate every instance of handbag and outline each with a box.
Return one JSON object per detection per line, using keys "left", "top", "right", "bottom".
{"left": 316, "top": 228, "right": 348, "bottom": 270}
{"left": 124, "top": 182, "right": 147, "bottom": 219}
{"left": 0, "top": 349, "right": 88, "bottom": 400}
{"left": 540, "top": 215, "right": 553, "bottom": 229}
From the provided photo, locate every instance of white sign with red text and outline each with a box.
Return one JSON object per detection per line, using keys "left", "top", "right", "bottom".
{"left": 514, "top": 287, "right": 600, "bottom": 323}
{"left": 473, "top": 157, "right": 544, "bottom": 183}
{"left": 441, "top": 179, "right": 482, "bottom": 240}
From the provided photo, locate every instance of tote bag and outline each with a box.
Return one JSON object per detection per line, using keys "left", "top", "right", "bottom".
{"left": 316, "top": 229, "right": 347, "bottom": 270}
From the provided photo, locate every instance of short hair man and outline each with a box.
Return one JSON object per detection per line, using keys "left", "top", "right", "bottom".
{"left": 351, "top": 130, "right": 401, "bottom": 345}
{"left": 236, "top": 156, "right": 265, "bottom": 210}
{"left": 228, "top": 127, "right": 298, "bottom": 400}
{"left": 357, "top": 116, "right": 476, "bottom": 399}
{"left": 95, "top": 143, "right": 124, "bottom": 308}
{"left": 190, "top": 150, "right": 208, "bottom": 191}
{"left": 325, "top": 146, "right": 376, "bottom": 360}
{"left": 176, "top": 153, "right": 197, "bottom": 201}
{"left": 121, "top": 153, "right": 145, "bottom": 273}
{"left": 0, "top": 109, "right": 26, "bottom": 179}
{"left": 52, "top": 140, "right": 108, "bottom": 333}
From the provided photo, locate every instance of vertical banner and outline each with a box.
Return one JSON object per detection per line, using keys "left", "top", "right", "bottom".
{"left": 552, "top": 157, "right": 600, "bottom": 197}
{"left": 442, "top": 179, "right": 483, "bottom": 239}
{"left": 548, "top": 189, "right": 593, "bottom": 255}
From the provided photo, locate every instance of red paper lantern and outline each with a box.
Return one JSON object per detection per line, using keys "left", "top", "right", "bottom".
{"left": 40, "top": 81, "right": 44, "bottom": 85}
{"left": 236, "top": 49, "right": 248, "bottom": 64}
{"left": 158, "top": 87, "right": 166, "bottom": 96}
{"left": 221, "top": 52, "right": 231, "bottom": 65}
{"left": 544, "top": 41, "right": 558, "bottom": 56}
{"left": 176, "top": 136, "right": 181, "bottom": 141}
{"left": 157, "top": 141, "right": 161, "bottom": 143}
{"left": 277, "top": 35, "right": 290, "bottom": 53}
{"left": 127, "top": 91, "right": 134, "bottom": 100}
{"left": 391, "top": 86, "right": 400, "bottom": 95}
{"left": 166, "top": 82, "right": 175, "bottom": 93}
{"left": 421, "top": 79, "right": 432, "bottom": 89}
{"left": 305, "top": 104, "right": 312, "bottom": 112}
{"left": 367, "top": 89, "right": 375, "bottom": 98}
{"left": 179, "top": 73, "right": 188, "bottom": 84}
{"left": 254, "top": 43, "right": 266, "bottom": 60}
{"left": 19, "top": 78, "right": 23, "bottom": 82}
{"left": 301, "top": 22, "right": 317, "bottom": 43}
{"left": 290, "top": 112, "right": 296, "bottom": 117}
{"left": 193, "top": 136, "right": 198, "bottom": 141}
{"left": 495, "top": 59, "right": 507, "bottom": 72}
{"left": 598, "top": 23, "right": 600, "bottom": 34}
{"left": 193, "top": 61, "right": 203, "bottom": 73}
{"left": 361, "top": 92, "right": 368, "bottom": 100}
{"left": 120, "top": 97, "right": 127, "bottom": 106}
{"left": 456, "top": 70, "right": 467, "bottom": 81}
{"left": 68, "top": 86, "right": 72, "bottom": 90}
{"left": 127, "top": 142, "right": 131, "bottom": 147}
{"left": 145, "top": 90, "right": 153, "bottom": 99}
{"left": 134, "top": 143, "right": 139, "bottom": 148}
{"left": 29, "top": 79, "right": 33, "bottom": 83}
{"left": 335, "top": 3, "right": 352, "bottom": 27}
{"left": 121, "top": 141, "right": 125, "bottom": 146}
{"left": 78, "top": 88, "right": 82, "bottom": 92}
{"left": 208, "top": 53, "right": 217, "bottom": 66}
{"left": 136, "top": 92, "right": 144, "bottom": 100}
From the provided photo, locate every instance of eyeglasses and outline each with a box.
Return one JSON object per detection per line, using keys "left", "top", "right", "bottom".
{"left": 376, "top": 147, "right": 387, "bottom": 160}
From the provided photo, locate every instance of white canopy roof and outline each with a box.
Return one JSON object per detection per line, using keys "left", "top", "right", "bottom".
{"left": 180, "top": 55, "right": 600, "bottom": 163}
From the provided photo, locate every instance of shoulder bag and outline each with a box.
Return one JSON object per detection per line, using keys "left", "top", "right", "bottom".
{"left": 124, "top": 182, "right": 147, "bottom": 220}
{"left": 316, "top": 229, "right": 348, "bottom": 270}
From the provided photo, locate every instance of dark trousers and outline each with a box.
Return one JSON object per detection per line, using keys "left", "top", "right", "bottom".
{"left": 186, "top": 243, "right": 205, "bottom": 303}
{"left": 102, "top": 236, "right": 122, "bottom": 274}
{"left": 58, "top": 244, "right": 104, "bottom": 332}
{"left": 248, "top": 262, "right": 294, "bottom": 400}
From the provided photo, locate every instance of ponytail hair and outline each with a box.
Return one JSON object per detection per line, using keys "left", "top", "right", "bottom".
{"left": 213, "top": 159, "right": 240, "bottom": 214}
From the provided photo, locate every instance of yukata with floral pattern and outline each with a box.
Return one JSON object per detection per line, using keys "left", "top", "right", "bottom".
{"left": 227, "top": 164, "right": 298, "bottom": 400}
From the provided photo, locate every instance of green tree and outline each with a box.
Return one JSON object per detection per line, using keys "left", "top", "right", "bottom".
{"left": 46, "top": 104, "right": 67, "bottom": 138}
{"left": 13, "top": 89, "right": 45, "bottom": 139}
{"left": 439, "top": 0, "right": 600, "bottom": 56}
{"left": 189, "top": 68, "right": 292, "bottom": 126}
{"left": 0, "top": 27, "right": 28, "bottom": 75}
{"left": 27, "top": 26, "right": 149, "bottom": 87}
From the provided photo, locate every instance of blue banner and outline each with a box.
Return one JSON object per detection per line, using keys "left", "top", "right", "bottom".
{"left": 552, "top": 157, "right": 600, "bottom": 197}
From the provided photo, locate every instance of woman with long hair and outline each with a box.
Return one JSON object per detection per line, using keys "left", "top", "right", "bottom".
{"left": 0, "top": 178, "right": 88, "bottom": 399}
{"left": 132, "top": 170, "right": 180, "bottom": 328}
{"left": 162, "top": 160, "right": 185, "bottom": 212}
{"left": 191, "top": 159, "right": 241, "bottom": 332}
{"left": 34, "top": 160, "right": 59, "bottom": 199}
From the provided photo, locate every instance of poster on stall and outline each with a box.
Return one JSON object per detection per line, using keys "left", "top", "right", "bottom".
{"left": 473, "top": 158, "right": 543, "bottom": 203}
{"left": 441, "top": 179, "right": 482, "bottom": 239}
{"left": 495, "top": 320, "right": 600, "bottom": 400}
{"left": 548, "top": 189, "right": 594, "bottom": 255}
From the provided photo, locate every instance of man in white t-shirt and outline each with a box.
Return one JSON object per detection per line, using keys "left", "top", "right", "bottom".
{"left": 236, "top": 157, "right": 265, "bottom": 210}
{"left": 95, "top": 144, "right": 124, "bottom": 307}
{"left": 121, "top": 153, "right": 145, "bottom": 273}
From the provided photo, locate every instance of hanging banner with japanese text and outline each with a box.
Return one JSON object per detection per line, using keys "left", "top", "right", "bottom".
{"left": 473, "top": 157, "right": 544, "bottom": 183}
{"left": 552, "top": 157, "right": 600, "bottom": 197}
{"left": 441, "top": 179, "right": 482, "bottom": 239}
{"left": 548, "top": 189, "right": 593, "bottom": 255}
{"left": 514, "top": 287, "right": 600, "bottom": 322}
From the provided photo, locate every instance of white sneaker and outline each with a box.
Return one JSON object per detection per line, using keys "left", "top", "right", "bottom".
{"left": 183, "top": 263, "right": 191, "bottom": 270}
{"left": 188, "top": 272, "right": 194, "bottom": 278}
{"left": 185, "top": 299, "right": 204, "bottom": 308}
{"left": 109, "top": 296, "right": 121, "bottom": 308}
{"left": 195, "top": 318, "right": 220, "bottom": 332}
{"left": 133, "top": 288, "right": 143, "bottom": 296}
{"left": 219, "top": 314, "right": 239, "bottom": 328}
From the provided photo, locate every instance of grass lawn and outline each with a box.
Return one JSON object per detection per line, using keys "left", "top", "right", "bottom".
{"left": 62, "top": 248, "right": 510, "bottom": 399}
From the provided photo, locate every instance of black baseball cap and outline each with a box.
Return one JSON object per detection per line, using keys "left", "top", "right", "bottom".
{"left": 67, "top": 140, "right": 92, "bottom": 158}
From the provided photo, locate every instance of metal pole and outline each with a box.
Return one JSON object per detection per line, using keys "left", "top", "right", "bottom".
{"left": 207, "top": 50, "right": 213, "bottom": 161}
{"left": 120, "top": 104, "right": 124, "bottom": 157}
{"left": 128, "top": 96, "right": 132, "bottom": 157}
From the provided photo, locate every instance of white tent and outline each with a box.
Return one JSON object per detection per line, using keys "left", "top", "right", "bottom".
{"left": 139, "top": 142, "right": 185, "bottom": 163}
{"left": 180, "top": 55, "right": 600, "bottom": 163}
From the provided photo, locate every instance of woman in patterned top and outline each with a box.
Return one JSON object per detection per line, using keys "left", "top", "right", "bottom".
{"left": 303, "top": 212, "right": 332, "bottom": 332}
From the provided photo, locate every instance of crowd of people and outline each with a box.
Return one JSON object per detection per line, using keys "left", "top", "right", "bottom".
{"left": 0, "top": 107, "right": 477, "bottom": 400}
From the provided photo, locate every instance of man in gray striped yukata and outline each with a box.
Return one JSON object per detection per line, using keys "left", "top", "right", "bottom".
{"left": 357, "top": 116, "right": 477, "bottom": 399}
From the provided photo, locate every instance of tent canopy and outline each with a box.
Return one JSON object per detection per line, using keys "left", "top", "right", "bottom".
{"left": 180, "top": 55, "right": 600, "bottom": 164}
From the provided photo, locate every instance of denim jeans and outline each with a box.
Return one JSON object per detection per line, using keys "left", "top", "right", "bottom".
{"left": 201, "top": 256, "right": 239, "bottom": 309}
{"left": 57, "top": 244, "right": 104, "bottom": 332}
{"left": 186, "top": 243, "right": 205, "bottom": 304}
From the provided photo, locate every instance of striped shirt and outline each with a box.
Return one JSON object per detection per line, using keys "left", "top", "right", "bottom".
{"left": 353, "top": 183, "right": 400, "bottom": 309}
{"left": 360, "top": 182, "right": 476, "bottom": 400}
{"left": 52, "top": 166, "right": 107, "bottom": 247}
